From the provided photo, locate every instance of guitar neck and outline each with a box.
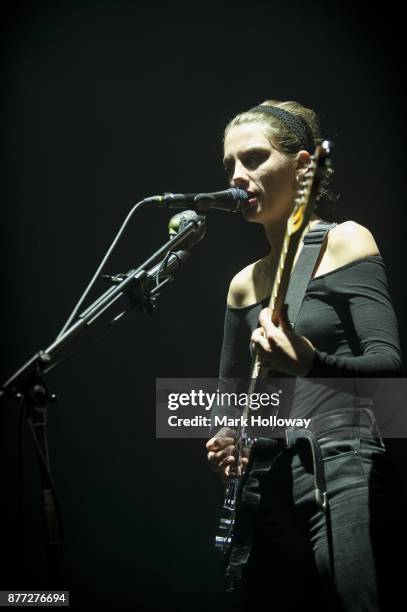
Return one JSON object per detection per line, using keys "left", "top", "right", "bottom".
{"left": 268, "top": 210, "right": 313, "bottom": 325}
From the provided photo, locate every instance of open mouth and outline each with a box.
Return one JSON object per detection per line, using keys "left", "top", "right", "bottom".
{"left": 246, "top": 192, "right": 258, "bottom": 206}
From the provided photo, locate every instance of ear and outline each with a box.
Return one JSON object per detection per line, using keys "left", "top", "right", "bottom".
{"left": 295, "top": 150, "right": 311, "bottom": 180}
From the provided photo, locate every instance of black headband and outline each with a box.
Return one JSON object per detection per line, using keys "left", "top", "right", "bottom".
{"left": 249, "top": 105, "right": 314, "bottom": 153}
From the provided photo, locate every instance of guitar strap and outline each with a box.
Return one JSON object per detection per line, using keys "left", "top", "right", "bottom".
{"left": 267, "top": 219, "right": 337, "bottom": 425}
{"left": 286, "top": 220, "right": 337, "bottom": 328}
{"left": 270, "top": 218, "right": 337, "bottom": 437}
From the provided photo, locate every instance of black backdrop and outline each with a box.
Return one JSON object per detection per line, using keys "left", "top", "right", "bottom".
{"left": 1, "top": 1, "right": 406, "bottom": 609}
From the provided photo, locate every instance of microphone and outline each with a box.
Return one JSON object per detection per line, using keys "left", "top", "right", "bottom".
{"left": 147, "top": 210, "right": 205, "bottom": 282}
{"left": 102, "top": 211, "right": 205, "bottom": 287}
{"left": 168, "top": 210, "right": 202, "bottom": 235}
{"left": 167, "top": 210, "right": 206, "bottom": 249}
{"left": 145, "top": 187, "right": 248, "bottom": 212}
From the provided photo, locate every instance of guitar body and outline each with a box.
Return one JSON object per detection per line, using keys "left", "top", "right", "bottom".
{"left": 222, "top": 437, "right": 285, "bottom": 592}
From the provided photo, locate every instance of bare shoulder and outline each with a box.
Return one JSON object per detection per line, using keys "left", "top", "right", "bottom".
{"left": 227, "top": 260, "right": 264, "bottom": 308}
{"left": 227, "top": 262, "right": 255, "bottom": 308}
{"left": 327, "top": 221, "right": 380, "bottom": 267}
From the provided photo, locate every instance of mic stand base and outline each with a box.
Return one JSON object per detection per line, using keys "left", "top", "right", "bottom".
{"left": 21, "top": 381, "right": 64, "bottom": 588}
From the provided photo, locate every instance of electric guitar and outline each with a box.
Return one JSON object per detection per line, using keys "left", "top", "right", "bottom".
{"left": 214, "top": 140, "right": 333, "bottom": 592}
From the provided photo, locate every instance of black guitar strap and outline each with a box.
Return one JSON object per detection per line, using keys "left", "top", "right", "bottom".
{"left": 286, "top": 220, "right": 337, "bottom": 329}
{"left": 266, "top": 220, "right": 337, "bottom": 420}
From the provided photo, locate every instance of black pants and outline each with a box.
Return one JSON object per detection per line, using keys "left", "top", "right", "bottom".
{"left": 239, "top": 433, "right": 406, "bottom": 611}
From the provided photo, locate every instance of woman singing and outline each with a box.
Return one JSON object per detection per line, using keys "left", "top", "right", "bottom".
{"left": 206, "top": 100, "right": 405, "bottom": 611}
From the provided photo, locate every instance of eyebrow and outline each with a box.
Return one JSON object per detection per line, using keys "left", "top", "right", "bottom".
{"left": 223, "top": 146, "right": 270, "bottom": 166}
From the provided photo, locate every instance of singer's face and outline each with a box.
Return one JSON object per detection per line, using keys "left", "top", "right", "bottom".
{"left": 223, "top": 123, "right": 296, "bottom": 224}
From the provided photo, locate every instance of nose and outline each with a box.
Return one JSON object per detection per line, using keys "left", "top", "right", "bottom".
{"left": 231, "top": 160, "right": 250, "bottom": 189}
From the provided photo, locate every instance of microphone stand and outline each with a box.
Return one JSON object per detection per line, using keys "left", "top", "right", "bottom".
{"left": 0, "top": 212, "right": 206, "bottom": 587}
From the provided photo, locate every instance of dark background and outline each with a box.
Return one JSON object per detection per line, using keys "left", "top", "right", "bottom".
{"left": 1, "top": 0, "right": 405, "bottom": 609}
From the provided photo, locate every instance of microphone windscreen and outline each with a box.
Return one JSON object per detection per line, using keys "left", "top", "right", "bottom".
{"left": 230, "top": 187, "right": 249, "bottom": 201}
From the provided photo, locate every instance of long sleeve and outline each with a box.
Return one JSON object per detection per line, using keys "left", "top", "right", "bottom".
{"left": 209, "top": 304, "right": 261, "bottom": 436}
{"left": 305, "top": 257, "right": 403, "bottom": 377}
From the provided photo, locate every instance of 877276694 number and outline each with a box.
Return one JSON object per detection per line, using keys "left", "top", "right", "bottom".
{"left": 0, "top": 592, "right": 69, "bottom": 606}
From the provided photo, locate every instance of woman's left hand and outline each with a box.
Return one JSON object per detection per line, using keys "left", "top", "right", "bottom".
{"left": 251, "top": 305, "right": 316, "bottom": 377}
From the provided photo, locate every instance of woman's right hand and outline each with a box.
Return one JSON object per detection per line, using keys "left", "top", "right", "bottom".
{"left": 206, "top": 427, "right": 249, "bottom": 483}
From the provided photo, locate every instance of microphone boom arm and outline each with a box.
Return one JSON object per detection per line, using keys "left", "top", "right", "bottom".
{"left": 1, "top": 213, "right": 206, "bottom": 398}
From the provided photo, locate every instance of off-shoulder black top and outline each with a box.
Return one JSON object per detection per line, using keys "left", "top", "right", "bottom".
{"left": 212, "top": 256, "right": 403, "bottom": 428}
